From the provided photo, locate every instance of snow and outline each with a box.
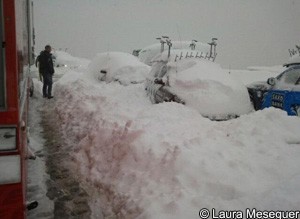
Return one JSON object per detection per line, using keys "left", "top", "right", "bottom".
{"left": 88, "top": 52, "right": 151, "bottom": 85}
{"left": 52, "top": 50, "right": 90, "bottom": 70}
{"left": 31, "top": 51, "right": 300, "bottom": 218}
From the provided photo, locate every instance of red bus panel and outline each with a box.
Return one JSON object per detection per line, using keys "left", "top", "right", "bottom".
{"left": 0, "top": 0, "right": 33, "bottom": 218}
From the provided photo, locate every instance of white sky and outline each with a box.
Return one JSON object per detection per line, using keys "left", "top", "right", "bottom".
{"left": 33, "top": 0, "right": 300, "bottom": 69}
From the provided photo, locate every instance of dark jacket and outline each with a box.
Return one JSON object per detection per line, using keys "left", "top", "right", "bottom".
{"left": 35, "top": 51, "right": 42, "bottom": 73}
{"left": 39, "top": 50, "right": 54, "bottom": 75}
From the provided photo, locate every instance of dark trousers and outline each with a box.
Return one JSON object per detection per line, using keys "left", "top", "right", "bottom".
{"left": 42, "top": 73, "right": 53, "bottom": 97}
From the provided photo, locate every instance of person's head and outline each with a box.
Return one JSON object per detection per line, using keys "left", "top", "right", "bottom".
{"left": 45, "top": 45, "right": 52, "bottom": 52}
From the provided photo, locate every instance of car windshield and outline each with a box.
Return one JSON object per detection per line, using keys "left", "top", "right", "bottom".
{"left": 278, "top": 66, "right": 300, "bottom": 85}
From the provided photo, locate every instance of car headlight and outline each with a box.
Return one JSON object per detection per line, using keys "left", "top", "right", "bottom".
{"left": 257, "top": 91, "right": 262, "bottom": 98}
{"left": 292, "top": 105, "right": 300, "bottom": 116}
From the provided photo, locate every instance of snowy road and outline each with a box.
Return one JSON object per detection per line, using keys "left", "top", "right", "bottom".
{"left": 27, "top": 68, "right": 93, "bottom": 219}
{"left": 27, "top": 52, "right": 300, "bottom": 219}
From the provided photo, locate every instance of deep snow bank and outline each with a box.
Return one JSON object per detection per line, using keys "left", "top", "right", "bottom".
{"left": 53, "top": 63, "right": 300, "bottom": 219}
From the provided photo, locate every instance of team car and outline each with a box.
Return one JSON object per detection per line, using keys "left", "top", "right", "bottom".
{"left": 247, "top": 56, "right": 300, "bottom": 116}
{"left": 145, "top": 48, "right": 252, "bottom": 120}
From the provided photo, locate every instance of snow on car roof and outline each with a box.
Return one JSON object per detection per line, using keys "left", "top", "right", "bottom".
{"left": 88, "top": 52, "right": 150, "bottom": 85}
{"left": 138, "top": 41, "right": 210, "bottom": 65}
{"left": 52, "top": 50, "right": 89, "bottom": 68}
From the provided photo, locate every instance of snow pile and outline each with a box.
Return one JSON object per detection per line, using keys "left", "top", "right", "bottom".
{"left": 52, "top": 50, "right": 90, "bottom": 70}
{"left": 53, "top": 55, "right": 300, "bottom": 219}
{"left": 139, "top": 41, "right": 210, "bottom": 65}
{"left": 88, "top": 52, "right": 150, "bottom": 85}
{"left": 166, "top": 58, "right": 252, "bottom": 118}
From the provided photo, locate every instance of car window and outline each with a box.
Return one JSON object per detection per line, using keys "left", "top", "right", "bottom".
{"left": 149, "top": 62, "right": 167, "bottom": 78}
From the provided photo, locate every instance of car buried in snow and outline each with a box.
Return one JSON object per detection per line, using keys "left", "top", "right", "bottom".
{"left": 88, "top": 52, "right": 151, "bottom": 85}
{"left": 144, "top": 47, "right": 252, "bottom": 121}
{"left": 247, "top": 59, "right": 300, "bottom": 116}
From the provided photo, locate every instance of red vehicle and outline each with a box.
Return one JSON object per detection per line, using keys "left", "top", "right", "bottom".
{"left": 0, "top": 0, "right": 36, "bottom": 218}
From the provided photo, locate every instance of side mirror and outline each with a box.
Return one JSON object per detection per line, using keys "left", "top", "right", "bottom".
{"left": 267, "top": 77, "right": 276, "bottom": 86}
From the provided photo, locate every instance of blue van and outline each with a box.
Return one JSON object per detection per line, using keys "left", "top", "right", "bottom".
{"left": 247, "top": 64, "right": 300, "bottom": 116}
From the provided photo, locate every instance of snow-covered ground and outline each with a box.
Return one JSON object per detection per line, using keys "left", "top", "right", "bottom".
{"left": 29, "top": 52, "right": 300, "bottom": 219}
{"left": 27, "top": 77, "right": 54, "bottom": 219}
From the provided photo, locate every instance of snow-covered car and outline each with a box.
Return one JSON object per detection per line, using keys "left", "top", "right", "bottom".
{"left": 52, "top": 50, "right": 90, "bottom": 69}
{"left": 248, "top": 62, "right": 300, "bottom": 116}
{"left": 145, "top": 50, "right": 252, "bottom": 120}
{"left": 88, "top": 52, "right": 150, "bottom": 85}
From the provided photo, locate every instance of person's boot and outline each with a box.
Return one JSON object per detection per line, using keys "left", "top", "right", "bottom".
{"left": 48, "top": 96, "right": 54, "bottom": 99}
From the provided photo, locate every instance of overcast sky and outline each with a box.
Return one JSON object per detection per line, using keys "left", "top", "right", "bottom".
{"left": 33, "top": 0, "right": 300, "bottom": 69}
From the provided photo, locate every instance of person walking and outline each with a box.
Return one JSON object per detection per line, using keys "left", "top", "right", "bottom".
{"left": 39, "top": 45, "right": 55, "bottom": 99}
